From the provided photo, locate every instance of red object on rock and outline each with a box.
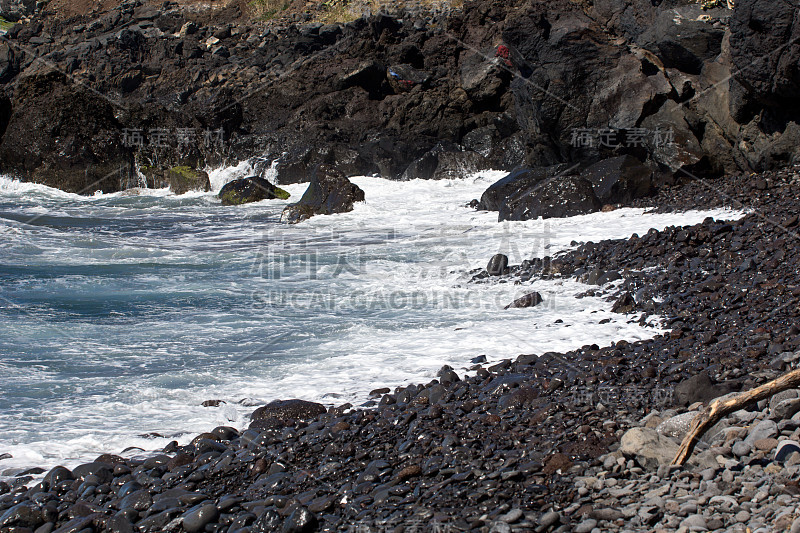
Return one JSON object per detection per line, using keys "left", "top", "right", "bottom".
{"left": 495, "top": 45, "right": 513, "bottom": 67}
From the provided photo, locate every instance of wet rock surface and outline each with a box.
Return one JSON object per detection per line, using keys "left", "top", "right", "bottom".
{"left": 281, "top": 165, "right": 365, "bottom": 223}
{"left": 218, "top": 176, "right": 290, "bottom": 206}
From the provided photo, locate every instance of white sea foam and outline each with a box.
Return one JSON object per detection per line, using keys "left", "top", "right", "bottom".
{"left": 0, "top": 168, "right": 745, "bottom": 478}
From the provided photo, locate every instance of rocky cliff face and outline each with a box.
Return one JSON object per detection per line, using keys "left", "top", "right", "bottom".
{"left": 0, "top": 0, "right": 797, "bottom": 193}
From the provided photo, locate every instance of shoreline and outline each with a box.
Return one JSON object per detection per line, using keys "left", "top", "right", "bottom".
{"left": 3, "top": 167, "right": 799, "bottom": 531}
{"left": 0, "top": 172, "right": 738, "bottom": 481}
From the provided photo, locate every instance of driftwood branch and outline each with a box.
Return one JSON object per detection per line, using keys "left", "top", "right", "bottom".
{"left": 672, "top": 368, "right": 800, "bottom": 466}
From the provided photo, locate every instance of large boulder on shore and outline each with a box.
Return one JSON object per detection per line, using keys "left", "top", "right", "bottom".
{"left": 249, "top": 399, "right": 326, "bottom": 430}
{"left": 281, "top": 165, "right": 365, "bottom": 223}
{"left": 619, "top": 427, "right": 679, "bottom": 470}
{"left": 477, "top": 166, "right": 559, "bottom": 212}
{"left": 479, "top": 156, "right": 655, "bottom": 221}
{"left": 498, "top": 176, "right": 600, "bottom": 221}
{"left": 218, "top": 176, "right": 290, "bottom": 205}
{"left": 478, "top": 166, "right": 601, "bottom": 221}
{"left": 0, "top": 67, "right": 133, "bottom": 194}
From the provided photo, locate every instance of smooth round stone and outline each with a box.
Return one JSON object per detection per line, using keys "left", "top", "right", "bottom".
{"left": 575, "top": 518, "right": 598, "bottom": 533}
{"left": 732, "top": 441, "right": 752, "bottom": 457}
{"left": 182, "top": 504, "right": 219, "bottom": 533}
{"left": 538, "top": 511, "right": 560, "bottom": 528}
{"left": 500, "top": 509, "right": 523, "bottom": 523}
{"left": 754, "top": 438, "right": 778, "bottom": 451}
{"left": 735, "top": 510, "right": 751, "bottom": 523}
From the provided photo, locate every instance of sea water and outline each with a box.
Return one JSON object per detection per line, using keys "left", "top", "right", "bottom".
{"left": 0, "top": 169, "right": 742, "bottom": 476}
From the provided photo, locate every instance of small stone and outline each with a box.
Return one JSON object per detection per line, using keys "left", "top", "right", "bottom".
{"left": 732, "top": 441, "right": 752, "bottom": 457}
{"left": 396, "top": 465, "right": 422, "bottom": 481}
{"left": 574, "top": 519, "right": 597, "bottom": 533}
{"left": 754, "top": 437, "right": 778, "bottom": 451}
{"left": 735, "top": 510, "right": 751, "bottom": 523}
{"left": 500, "top": 509, "right": 523, "bottom": 523}
{"left": 538, "top": 511, "right": 560, "bottom": 529}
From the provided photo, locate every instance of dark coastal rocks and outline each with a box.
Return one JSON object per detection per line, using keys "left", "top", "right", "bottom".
{"left": 250, "top": 399, "right": 327, "bottom": 429}
{"left": 281, "top": 506, "right": 318, "bottom": 533}
{"left": 399, "top": 144, "right": 486, "bottom": 181}
{"left": 181, "top": 504, "right": 219, "bottom": 533}
{"left": 581, "top": 156, "right": 653, "bottom": 205}
{"left": 477, "top": 167, "right": 555, "bottom": 212}
{"left": 281, "top": 165, "right": 364, "bottom": 223}
{"left": 611, "top": 292, "right": 635, "bottom": 313}
{"left": 218, "top": 176, "right": 290, "bottom": 205}
{"left": 0, "top": 67, "right": 133, "bottom": 194}
{"left": 636, "top": 4, "right": 725, "bottom": 75}
{"left": 0, "top": 0, "right": 35, "bottom": 22}
{"left": 504, "top": 292, "right": 543, "bottom": 310}
{"left": 730, "top": 0, "right": 800, "bottom": 103}
{"left": 43, "top": 465, "right": 73, "bottom": 486}
{"left": 2, "top": 0, "right": 798, "bottom": 195}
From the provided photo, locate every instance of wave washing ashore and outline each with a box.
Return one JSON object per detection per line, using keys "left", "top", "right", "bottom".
{"left": 0, "top": 169, "right": 742, "bottom": 477}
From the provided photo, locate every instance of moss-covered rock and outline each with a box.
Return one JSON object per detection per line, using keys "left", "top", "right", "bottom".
{"left": 166, "top": 165, "right": 211, "bottom": 195}
{"left": 218, "top": 176, "right": 290, "bottom": 205}
{"left": 137, "top": 164, "right": 210, "bottom": 194}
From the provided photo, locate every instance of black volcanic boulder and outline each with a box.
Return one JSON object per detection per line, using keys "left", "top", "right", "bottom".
{"left": 487, "top": 254, "right": 509, "bottom": 276}
{"left": 479, "top": 166, "right": 602, "bottom": 221}
{"left": 477, "top": 167, "right": 555, "bottom": 212}
{"left": 0, "top": 67, "right": 133, "bottom": 194}
{"left": 580, "top": 155, "right": 653, "bottom": 205}
{"left": 281, "top": 165, "right": 365, "bottom": 223}
{"left": 218, "top": 176, "right": 290, "bottom": 205}
{"left": 249, "top": 399, "right": 326, "bottom": 430}
{"left": 499, "top": 175, "right": 601, "bottom": 221}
